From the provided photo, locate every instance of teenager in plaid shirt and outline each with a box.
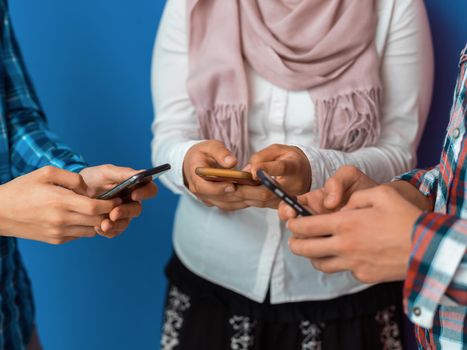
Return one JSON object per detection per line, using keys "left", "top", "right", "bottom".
{"left": 0, "top": 1, "right": 157, "bottom": 349}
{"left": 278, "top": 44, "right": 467, "bottom": 349}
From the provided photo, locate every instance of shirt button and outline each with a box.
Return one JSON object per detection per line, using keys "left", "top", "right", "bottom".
{"left": 453, "top": 128, "right": 461, "bottom": 139}
{"left": 413, "top": 307, "right": 422, "bottom": 317}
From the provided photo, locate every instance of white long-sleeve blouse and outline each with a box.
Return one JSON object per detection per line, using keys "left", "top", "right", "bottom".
{"left": 151, "top": 0, "right": 434, "bottom": 303}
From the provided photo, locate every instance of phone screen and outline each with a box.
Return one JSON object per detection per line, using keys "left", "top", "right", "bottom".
{"left": 97, "top": 164, "right": 171, "bottom": 200}
{"left": 256, "top": 169, "right": 312, "bottom": 216}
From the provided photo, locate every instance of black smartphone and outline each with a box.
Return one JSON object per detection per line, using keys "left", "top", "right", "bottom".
{"left": 256, "top": 169, "right": 312, "bottom": 217}
{"left": 97, "top": 164, "right": 171, "bottom": 200}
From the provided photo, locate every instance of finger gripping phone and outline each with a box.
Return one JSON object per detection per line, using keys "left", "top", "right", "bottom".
{"left": 256, "top": 169, "right": 312, "bottom": 216}
{"left": 195, "top": 167, "right": 260, "bottom": 186}
{"left": 97, "top": 164, "right": 171, "bottom": 200}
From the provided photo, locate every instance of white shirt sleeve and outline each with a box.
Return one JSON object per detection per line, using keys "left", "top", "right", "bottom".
{"left": 151, "top": 0, "right": 203, "bottom": 195}
{"left": 298, "top": 0, "right": 434, "bottom": 189}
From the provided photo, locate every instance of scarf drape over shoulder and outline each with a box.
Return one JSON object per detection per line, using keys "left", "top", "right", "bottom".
{"left": 187, "top": 0, "right": 382, "bottom": 166}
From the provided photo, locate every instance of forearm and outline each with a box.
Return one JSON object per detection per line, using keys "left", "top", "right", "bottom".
{"left": 299, "top": 144, "right": 414, "bottom": 190}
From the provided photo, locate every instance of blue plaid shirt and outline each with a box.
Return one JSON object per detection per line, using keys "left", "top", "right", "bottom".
{"left": 0, "top": 1, "right": 86, "bottom": 349}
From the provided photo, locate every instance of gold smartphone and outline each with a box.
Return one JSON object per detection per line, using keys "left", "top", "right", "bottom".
{"left": 195, "top": 167, "right": 260, "bottom": 186}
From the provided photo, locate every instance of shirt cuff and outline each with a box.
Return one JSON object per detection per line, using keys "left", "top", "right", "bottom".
{"left": 404, "top": 212, "right": 466, "bottom": 329}
{"left": 293, "top": 145, "right": 334, "bottom": 191}
{"left": 396, "top": 168, "right": 438, "bottom": 197}
{"left": 65, "top": 163, "right": 88, "bottom": 173}
{"left": 157, "top": 139, "right": 204, "bottom": 199}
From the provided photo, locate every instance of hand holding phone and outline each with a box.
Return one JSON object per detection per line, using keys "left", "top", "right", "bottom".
{"left": 182, "top": 140, "right": 252, "bottom": 211}
{"left": 77, "top": 164, "right": 162, "bottom": 238}
{"left": 195, "top": 167, "right": 260, "bottom": 186}
{"left": 97, "top": 164, "right": 171, "bottom": 200}
{"left": 257, "top": 169, "right": 312, "bottom": 216}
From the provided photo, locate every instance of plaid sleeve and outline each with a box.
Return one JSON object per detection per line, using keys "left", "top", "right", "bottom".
{"left": 404, "top": 212, "right": 467, "bottom": 329}
{"left": 396, "top": 166, "right": 440, "bottom": 205}
{"left": 2, "top": 6, "right": 87, "bottom": 177}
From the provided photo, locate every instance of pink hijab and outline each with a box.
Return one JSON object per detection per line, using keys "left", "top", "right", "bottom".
{"left": 187, "top": 0, "right": 382, "bottom": 166}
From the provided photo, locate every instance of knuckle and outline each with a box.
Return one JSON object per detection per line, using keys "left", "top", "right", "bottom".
{"left": 249, "top": 154, "right": 260, "bottom": 164}
{"left": 49, "top": 227, "right": 65, "bottom": 239}
{"left": 215, "top": 203, "right": 228, "bottom": 211}
{"left": 201, "top": 200, "right": 213, "bottom": 207}
{"left": 270, "top": 143, "right": 282, "bottom": 151}
{"left": 190, "top": 184, "right": 200, "bottom": 195}
{"left": 113, "top": 207, "right": 123, "bottom": 218}
{"left": 48, "top": 215, "right": 66, "bottom": 228}
{"left": 87, "top": 203, "right": 101, "bottom": 215}
{"left": 41, "top": 166, "right": 56, "bottom": 177}
{"left": 353, "top": 271, "right": 370, "bottom": 284}
{"left": 311, "top": 260, "right": 327, "bottom": 273}
{"left": 103, "top": 233, "right": 116, "bottom": 239}
{"left": 326, "top": 177, "right": 338, "bottom": 189}
{"left": 134, "top": 205, "right": 143, "bottom": 217}
{"left": 207, "top": 140, "right": 224, "bottom": 151}
{"left": 49, "top": 198, "right": 63, "bottom": 210}
{"left": 341, "top": 165, "right": 360, "bottom": 176}
{"left": 288, "top": 240, "right": 302, "bottom": 256}
{"left": 291, "top": 146, "right": 303, "bottom": 156}
{"left": 291, "top": 245, "right": 304, "bottom": 257}
{"left": 48, "top": 238, "right": 63, "bottom": 245}
{"left": 192, "top": 143, "right": 204, "bottom": 153}
{"left": 53, "top": 228, "right": 66, "bottom": 237}
{"left": 336, "top": 217, "right": 352, "bottom": 235}
{"left": 335, "top": 237, "right": 352, "bottom": 254}
{"left": 252, "top": 201, "right": 266, "bottom": 208}
{"left": 209, "top": 140, "right": 223, "bottom": 147}
{"left": 72, "top": 173, "right": 84, "bottom": 187}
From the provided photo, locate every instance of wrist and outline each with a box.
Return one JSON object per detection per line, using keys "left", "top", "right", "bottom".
{"left": 0, "top": 185, "right": 15, "bottom": 236}
{"left": 388, "top": 181, "right": 432, "bottom": 211}
{"left": 293, "top": 146, "right": 312, "bottom": 193}
{"left": 182, "top": 141, "right": 208, "bottom": 189}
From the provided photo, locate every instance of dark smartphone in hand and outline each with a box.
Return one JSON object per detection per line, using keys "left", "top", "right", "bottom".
{"left": 257, "top": 169, "right": 312, "bottom": 217}
{"left": 97, "top": 164, "right": 171, "bottom": 200}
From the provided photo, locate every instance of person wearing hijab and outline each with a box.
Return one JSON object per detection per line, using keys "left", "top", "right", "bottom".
{"left": 152, "top": 0, "right": 434, "bottom": 348}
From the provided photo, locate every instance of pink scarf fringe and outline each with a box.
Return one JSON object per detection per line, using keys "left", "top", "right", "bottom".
{"left": 198, "top": 105, "right": 250, "bottom": 166}
{"left": 198, "top": 88, "right": 381, "bottom": 167}
{"left": 316, "top": 88, "right": 382, "bottom": 152}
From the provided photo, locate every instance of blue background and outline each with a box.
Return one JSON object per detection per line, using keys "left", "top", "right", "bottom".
{"left": 7, "top": 0, "right": 467, "bottom": 349}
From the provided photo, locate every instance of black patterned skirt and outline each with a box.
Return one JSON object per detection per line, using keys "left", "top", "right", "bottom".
{"left": 160, "top": 254, "right": 409, "bottom": 350}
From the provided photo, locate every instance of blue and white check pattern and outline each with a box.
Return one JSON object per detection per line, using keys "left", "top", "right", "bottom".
{"left": 0, "top": 1, "right": 86, "bottom": 348}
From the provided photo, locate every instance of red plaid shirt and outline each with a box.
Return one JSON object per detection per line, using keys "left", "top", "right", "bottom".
{"left": 398, "top": 45, "right": 467, "bottom": 349}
